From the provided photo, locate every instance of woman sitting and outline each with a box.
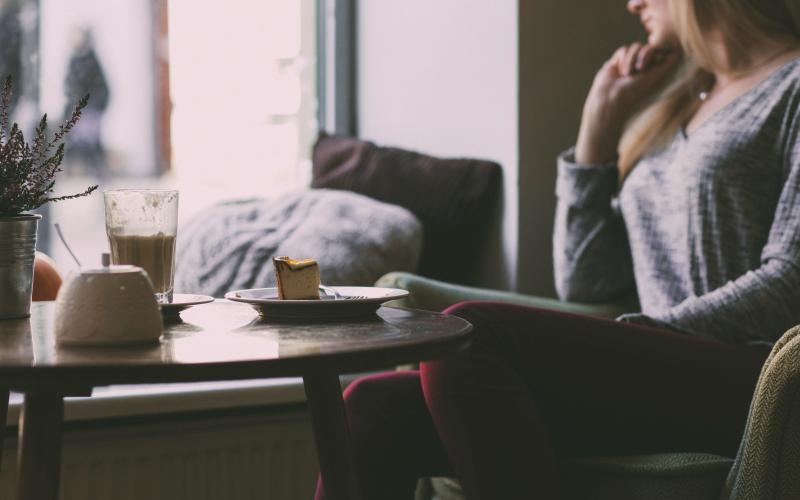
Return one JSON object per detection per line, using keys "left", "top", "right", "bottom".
{"left": 316, "top": 0, "right": 800, "bottom": 498}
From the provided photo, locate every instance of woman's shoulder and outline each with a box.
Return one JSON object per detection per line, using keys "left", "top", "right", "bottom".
{"left": 765, "top": 57, "right": 800, "bottom": 164}
{"left": 779, "top": 55, "right": 800, "bottom": 85}
{"left": 721, "top": 57, "right": 800, "bottom": 123}
{"left": 755, "top": 57, "right": 800, "bottom": 128}
{"left": 762, "top": 55, "right": 800, "bottom": 101}
{"left": 755, "top": 56, "right": 800, "bottom": 96}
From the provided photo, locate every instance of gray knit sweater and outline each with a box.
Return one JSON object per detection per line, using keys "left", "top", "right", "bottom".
{"left": 554, "top": 58, "right": 800, "bottom": 343}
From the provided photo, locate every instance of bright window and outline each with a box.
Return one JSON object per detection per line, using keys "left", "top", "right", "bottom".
{"left": 168, "top": 0, "right": 318, "bottom": 207}
{"left": 8, "top": 0, "right": 319, "bottom": 270}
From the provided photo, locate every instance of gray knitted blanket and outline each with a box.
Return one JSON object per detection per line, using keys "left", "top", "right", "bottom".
{"left": 174, "top": 189, "right": 422, "bottom": 297}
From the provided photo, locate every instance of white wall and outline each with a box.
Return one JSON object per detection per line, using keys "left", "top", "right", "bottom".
{"left": 357, "top": 0, "right": 518, "bottom": 290}
{"left": 358, "top": 1, "right": 641, "bottom": 294}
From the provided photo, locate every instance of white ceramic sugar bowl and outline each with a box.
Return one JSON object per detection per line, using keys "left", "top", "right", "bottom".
{"left": 54, "top": 254, "right": 162, "bottom": 345}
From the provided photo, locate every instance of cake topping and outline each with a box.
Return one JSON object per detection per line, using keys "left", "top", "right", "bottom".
{"left": 273, "top": 256, "right": 318, "bottom": 271}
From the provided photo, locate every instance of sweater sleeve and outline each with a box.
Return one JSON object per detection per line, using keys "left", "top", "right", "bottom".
{"left": 553, "top": 148, "right": 636, "bottom": 303}
{"left": 634, "top": 133, "right": 800, "bottom": 343}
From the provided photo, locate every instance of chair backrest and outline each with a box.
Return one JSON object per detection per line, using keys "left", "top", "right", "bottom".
{"left": 722, "top": 325, "right": 800, "bottom": 499}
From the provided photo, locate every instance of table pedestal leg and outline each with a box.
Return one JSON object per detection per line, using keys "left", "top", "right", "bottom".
{"left": 303, "top": 372, "right": 360, "bottom": 500}
{"left": 16, "top": 390, "right": 64, "bottom": 500}
{"left": 0, "top": 388, "right": 8, "bottom": 473}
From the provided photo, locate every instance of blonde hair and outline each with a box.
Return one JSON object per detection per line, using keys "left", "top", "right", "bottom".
{"left": 618, "top": 0, "right": 800, "bottom": 179}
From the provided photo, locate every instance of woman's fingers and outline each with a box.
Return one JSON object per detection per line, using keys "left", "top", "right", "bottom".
{"left": 632, "top": 50, "right": 680, "bottom": 89}
{"left": 610, "top": 46, "right": 627, "bottom": 67}
{"left": 647, "top": 50, "right": 679, "bottom": 76}
{"left": 622, "top": 42, "right": 643, "bottom": 76}
{"left": 635, "top": 45, "right": 655, "bottom": 72}
{"left": 610, "top": 42, "right": 677, "bottom": 77}
{"left": 609, "top": 45, "right": 626, "bottom": 74}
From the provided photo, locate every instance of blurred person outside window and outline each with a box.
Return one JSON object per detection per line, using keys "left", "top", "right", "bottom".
{"left": 63, "top": 28, "right": 109, "bottom": 180}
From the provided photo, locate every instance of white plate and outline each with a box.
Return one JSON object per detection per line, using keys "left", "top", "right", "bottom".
{"left": 224, "top": 286, "right": 409, "bottom": 319}
{"left": 160, "top": 294, "right": 215, "bottom": 315}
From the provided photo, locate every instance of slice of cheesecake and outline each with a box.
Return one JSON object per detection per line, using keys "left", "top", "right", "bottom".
{"left": 273, "top": 256, "right": 321, "bottom": 300}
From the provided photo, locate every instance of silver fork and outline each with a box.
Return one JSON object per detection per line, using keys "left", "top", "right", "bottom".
{"left": 318, "top": 285, "right": 366, "bottom": 300}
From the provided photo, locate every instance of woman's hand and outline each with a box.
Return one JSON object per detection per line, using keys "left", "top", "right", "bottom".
{"left": 575, "top": 43, "right": 680, "bottom": 164}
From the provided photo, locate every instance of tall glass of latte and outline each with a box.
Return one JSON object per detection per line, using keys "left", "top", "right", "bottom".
{"left": 103, "top": 189, "right": 179, "bottom": 304}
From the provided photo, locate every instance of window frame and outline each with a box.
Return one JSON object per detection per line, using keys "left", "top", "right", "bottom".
{"left": 317, "top": 0, "right": 357, "bottom": 136}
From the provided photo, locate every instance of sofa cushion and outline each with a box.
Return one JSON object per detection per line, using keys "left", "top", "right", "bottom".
{"left": 175, "top": 189, "right": 423, "bottom": 298}
{"left": 312, "top": 133, "right": 502, "bottom": 285}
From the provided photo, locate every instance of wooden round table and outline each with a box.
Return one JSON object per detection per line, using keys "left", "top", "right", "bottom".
{"left": 0, "top": 300, "right": 472, "bottom": 500}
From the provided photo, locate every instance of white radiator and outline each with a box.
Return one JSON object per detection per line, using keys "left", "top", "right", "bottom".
{"left": 0, "top": 408, "right": 319, "bottom": 500}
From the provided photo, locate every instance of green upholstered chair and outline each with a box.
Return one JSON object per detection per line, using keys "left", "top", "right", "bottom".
{"left": 375, "top": 271, "right": 800, "bottom": 500}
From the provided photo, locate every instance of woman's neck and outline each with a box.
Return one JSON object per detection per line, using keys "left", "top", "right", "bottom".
{"left": 707, "top": 31, "right": 800, "bottom": 87}
{"left": 684, "top": 32, "right": 800, "bottom": 136}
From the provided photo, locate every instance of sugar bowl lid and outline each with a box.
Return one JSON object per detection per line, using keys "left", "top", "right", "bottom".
{"left": 74, "top": 252, "right": 141, "bottom": 274}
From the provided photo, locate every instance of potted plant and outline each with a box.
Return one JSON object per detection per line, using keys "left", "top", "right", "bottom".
{"left": 0, "top": 76, "right": 97, "bottom": 319}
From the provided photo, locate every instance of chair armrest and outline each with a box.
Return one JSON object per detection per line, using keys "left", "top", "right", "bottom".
{"left": 375, "top": 272, "right": 638, "bottom": 318}
{"left": 724, "top": 324, "right": 800, "bottom": 499}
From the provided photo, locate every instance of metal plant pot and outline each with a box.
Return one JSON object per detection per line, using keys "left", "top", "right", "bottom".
{"left": 0, "top": 214, "right": 41, "bottom": 319}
